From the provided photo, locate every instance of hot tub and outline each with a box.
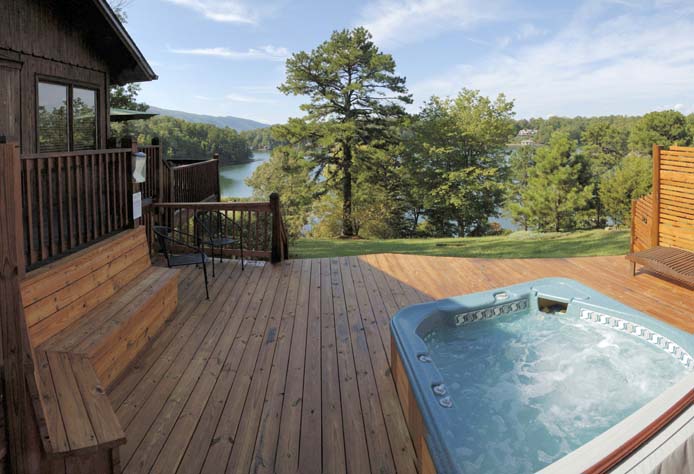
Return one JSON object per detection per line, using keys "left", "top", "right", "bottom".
{"left": 390, "top": 278, "right": 694, "bottom": 474}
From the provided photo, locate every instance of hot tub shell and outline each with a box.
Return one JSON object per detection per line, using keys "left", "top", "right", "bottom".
{"left": 390, "top": 277, "right": 694, "bottom": 474}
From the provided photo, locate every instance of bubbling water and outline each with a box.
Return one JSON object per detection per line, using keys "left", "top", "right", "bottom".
{"left": 424, "top": 310, "right": 688, "bottom": 474}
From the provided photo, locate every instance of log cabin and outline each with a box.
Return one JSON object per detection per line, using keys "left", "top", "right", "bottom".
{"left": 0, "top": 0, "right": 156, "bottom": 153}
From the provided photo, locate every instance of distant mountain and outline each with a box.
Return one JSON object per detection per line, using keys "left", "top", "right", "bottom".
{"left": 148, "top": 106, "right": 270, "bottom": 132}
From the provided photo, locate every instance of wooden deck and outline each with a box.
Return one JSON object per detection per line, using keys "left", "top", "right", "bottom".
{"left": 109, "top": 254, "right": 694, "bottom": 474}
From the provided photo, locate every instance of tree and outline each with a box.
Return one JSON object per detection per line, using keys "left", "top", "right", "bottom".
{"left": 599, "top": 154, "right": 652, "bottom": 226}
{"left": 401, "top": 90, "right": 515, "bottom": 236}
{"left": 506, "top": 145, "right": 535, "bottom": 231}
{"left": 107, "top": 1, "right": 149, "bottom": 113}
{"left": 278, "top": 27, "right": 411, "bottom": 236}
{"left": 628, "top": 110, "right": 690, "bottom": 155}
{"left": 522, "top": 131, "right": 594, "bottom": 232}
{"left": 581, "top": 120, "right": 629, "bottom": 227}
{"left": 110, "top": 83, "right": 149, "bottom": 112}
{"left": 246, "top": 146, "right": 317, "bottom": 238}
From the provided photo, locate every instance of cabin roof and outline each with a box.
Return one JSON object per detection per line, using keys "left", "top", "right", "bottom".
{"left": 83, "top": 0, "right": 158, "bottom": 85}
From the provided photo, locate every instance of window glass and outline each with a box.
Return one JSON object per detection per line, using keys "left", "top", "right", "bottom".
{"left": 38, "top": 82, "right": 68, "bottom": 153}
{"left": 72, "top": 87, "right": 97, "bottom": 150}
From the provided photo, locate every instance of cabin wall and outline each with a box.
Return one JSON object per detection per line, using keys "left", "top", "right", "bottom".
{"left": 0, "top": 0, "right": 111, "bottom": 153}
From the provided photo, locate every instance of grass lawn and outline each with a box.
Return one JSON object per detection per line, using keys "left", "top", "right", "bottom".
{"left": 290, "top": 229, "right": 630, "bottom": 259}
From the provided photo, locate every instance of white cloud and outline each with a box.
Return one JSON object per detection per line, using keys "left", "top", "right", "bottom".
{"left": 357, "top": 0, "right": 511, "bottom": 48}
{"left": 170, "top": 45, "right": 289, "bottom": 61}
{"left": 162, "top": 0, "right": 278, "bottom": 24}
{"left": 411, "top": 2, "right": 694, "bottom": 117}
{"left": 224, "top": 93, "right": 275, "bottom": 104}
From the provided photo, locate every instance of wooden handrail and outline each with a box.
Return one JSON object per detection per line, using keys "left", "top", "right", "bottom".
{"left": 19, "top": 147, "right": 134, "bottom": 270}
{"left": 168, "top": 158, "right": 219, "bottom": 203}
{"left": 148, "top": 196, "right": 288, "bottom": 262}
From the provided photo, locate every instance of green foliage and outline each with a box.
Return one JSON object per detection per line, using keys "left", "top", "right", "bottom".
{"left": 245, "top": 147, "right": 317, "bottom": 238}
{"left": 506, "top": 146, "right": 535, "bottom": 230}
{"left": 112, "top": 116, "right": 252, "bottom": 164}
{"left": 522, "top": 131, "right": 594, "bottom": 232}
{"left": 278, "top": 27, "right": 411, "bottom": 236}
{"left": 599, "top": 154, "right": 652, "bottom": 226}
{"left": 110, "top": 83, "right": 148, "bottom": 112}
{"left": 628, "top": 110, "right": 690, "bottom": 155}
{"left": 401, "top": 90, "right": 515, "bottom": 236}
{"left": 239, "top": 126, "right": 283, "bottom": 151}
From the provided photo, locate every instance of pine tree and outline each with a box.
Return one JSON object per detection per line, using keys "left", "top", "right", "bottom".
{"left": 522, "top": 131, "right": 594, "bottom": 232}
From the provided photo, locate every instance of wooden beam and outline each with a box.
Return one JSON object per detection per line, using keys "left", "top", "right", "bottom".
{"left": 0, "top": 142, "right": 38, "bottom": 473}
{"left": 651, "top": 144, "right": 661, "bottom": 247}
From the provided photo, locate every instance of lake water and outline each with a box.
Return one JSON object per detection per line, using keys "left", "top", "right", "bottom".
{"left": 219, "top": 150, "right": 520, "bottom": 231}
{"left": 219, "top": 151, "right": 270, "bottom": 198}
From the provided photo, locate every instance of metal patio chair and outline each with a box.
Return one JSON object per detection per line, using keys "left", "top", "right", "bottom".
{"left": 194, "top": 210, "right": 244, "bottom": 277}
{"left": 153, "top": 225, "right": 210, "bottom": 299}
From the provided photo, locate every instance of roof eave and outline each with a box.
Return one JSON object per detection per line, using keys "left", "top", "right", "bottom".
{"left": 92, "top": 0, "right": 158, "bottom": 85}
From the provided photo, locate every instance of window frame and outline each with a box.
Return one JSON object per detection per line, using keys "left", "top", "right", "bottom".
{"left": 36, "top": 76, "right": 100, "bottom": 153}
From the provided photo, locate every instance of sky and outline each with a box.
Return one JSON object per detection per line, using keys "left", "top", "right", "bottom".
{"left": 123, "top": 0, "right": 694, "bottom": 125}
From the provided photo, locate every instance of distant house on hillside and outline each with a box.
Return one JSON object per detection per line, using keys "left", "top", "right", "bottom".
{"left": 0, "top": 0, "right": 157, "bottom": 153}
{"left": 518, "top": 128, "right": 537, "bottom": 137}
{"left": 520, "top": 139, "right": 536, "bottom": 146}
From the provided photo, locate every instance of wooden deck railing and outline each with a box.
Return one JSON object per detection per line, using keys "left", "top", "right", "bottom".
{"left": 20, "top": 147, "right": 134, "bottom": 270}
{"left": 148, "top": 193, "right": 288, "bottom": 262}
{"left": 168, "top": 157, "right": 220, "bottom": 202}
{"left": 138, "top": 139, "right": 164, "bottom": 201}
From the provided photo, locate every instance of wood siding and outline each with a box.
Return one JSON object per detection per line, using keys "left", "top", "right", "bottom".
{"left": 0, "top": 0, "right": 111, "bottom": 153}
{"left": 0, "top": 0, "right": 109, "bottom": 71}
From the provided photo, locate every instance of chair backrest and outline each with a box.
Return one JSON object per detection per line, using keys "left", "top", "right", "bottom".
{"left": 153, "top": 226, "right": 172, "bottom": 263}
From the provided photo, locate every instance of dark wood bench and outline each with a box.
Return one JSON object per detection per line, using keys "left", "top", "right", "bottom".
{"left": 627, "top": 246, "right": 694, "bottom": 287}
{"left": 21, "top": 227, "right": 179, "bottom": 464}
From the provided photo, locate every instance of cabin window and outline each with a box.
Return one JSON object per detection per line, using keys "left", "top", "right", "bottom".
{"left": 72, "top": 88, "right": 97, "bottom": 150}
{"left": 38, "top": 82, "right": 69, "bottom": 153}
{"left": 37, "top": 81, "right": 98, "bottom": 153}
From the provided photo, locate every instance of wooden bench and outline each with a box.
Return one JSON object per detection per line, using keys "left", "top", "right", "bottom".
{"left": 20, "top": 227, "right": 179, "bottom": 463}
{"left": 627, "top": 246, "right": 694, "bottom": 287}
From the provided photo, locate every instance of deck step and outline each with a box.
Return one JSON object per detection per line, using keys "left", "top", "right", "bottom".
{"left": 38, "top": 266, "right": 179, "bottom": 388}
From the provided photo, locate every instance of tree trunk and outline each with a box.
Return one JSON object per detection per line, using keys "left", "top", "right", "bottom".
{"left": 341, "top": 143, "right": 354, "bottom": 237}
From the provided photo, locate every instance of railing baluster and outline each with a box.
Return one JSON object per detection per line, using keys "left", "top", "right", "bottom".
{"left": 66, "top": 156, "right": 74, "bottom": 249}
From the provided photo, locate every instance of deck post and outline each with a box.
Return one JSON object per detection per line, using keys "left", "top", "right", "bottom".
{"left": 270, "top": 193, "right": 284, "bottom": 263}
{"left": 650, "top": 144, "right": 661, "bottom": 247}
{"left": 213, "top": 153, "right": 221, "bottom": 200}
{"left": 0, "top": 141, "right": 39, "bottom": 473}
{"left": 122, "top": 136, "right": 137, "bottom": 228}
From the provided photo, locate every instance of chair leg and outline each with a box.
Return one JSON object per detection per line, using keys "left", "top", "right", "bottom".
{"left": 212, "top": 246, "right": 216, "bottom": 278}
{"left": 632, "top": 261, "right": 637, "bottom": 276}
{"left": 202, "top": 259, "right": 210, "bottom": 299}
{"left": 241, "top": 245, "right": 244, "bottom": 271}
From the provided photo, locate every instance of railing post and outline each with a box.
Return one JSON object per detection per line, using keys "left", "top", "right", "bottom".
{"left": 122, "top": 136, "right": 136, "bottom": 228}
{"left": 0, "top": 140, "right": 39, "bottom": 473}
{"left": 270, "top": 193, "right": 283, "bottom": 263}
{"left": 213, "top": 153, "right": 221, "bottom": 200}
{"left": 651, "top": 144, "right": 661, "bottom": 247}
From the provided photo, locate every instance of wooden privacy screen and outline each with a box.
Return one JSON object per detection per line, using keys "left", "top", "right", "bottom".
{"left": 630, "top": 194, "right": 653, "bottom": 253}
{"left": 655, "top": 145, "right": 694, "bottom": 251}
{"left": 20, "top": 149, "right": 133, "bottom": 270}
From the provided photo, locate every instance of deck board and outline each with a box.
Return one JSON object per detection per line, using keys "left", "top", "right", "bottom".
{"left": 112, "top": 254, "right": 694, "bottom": 474}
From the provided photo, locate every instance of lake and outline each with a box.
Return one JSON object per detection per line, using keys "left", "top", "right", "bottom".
{"left": 219, "top": 151, "right": 270, "bottom": 198}
{"left": 219, "top": 150, "right": 520, "bottom": 231}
